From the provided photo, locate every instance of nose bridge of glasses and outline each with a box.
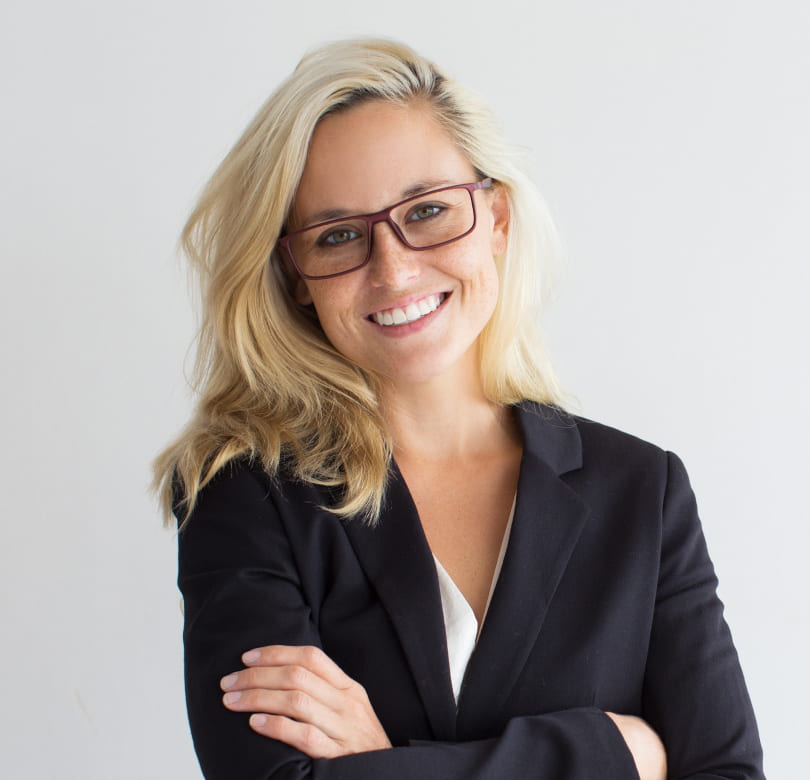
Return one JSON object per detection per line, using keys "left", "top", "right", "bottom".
{"left": 366, "top": 209, "right": 412, "bottom": 251}
{"left": 365, "top": 214, "right": 422, "bottom": 285}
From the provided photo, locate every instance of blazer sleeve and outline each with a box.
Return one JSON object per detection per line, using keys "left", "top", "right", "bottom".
{"left": 177, "top": 463, "right": 640, "bottom": 780}
{"left": 641, "top": 452, "right": 764, "bottom": 779}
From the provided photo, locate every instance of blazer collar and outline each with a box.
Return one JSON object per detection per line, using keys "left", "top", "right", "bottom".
{"left": 343, "top": 402, "right": 587, "bottom": 740}
{"left": 456, "top": 403, "right": 589, "bottom": 736}
{"left": 342, "top": 463, "right": 458, "bottom": 740}
{"left": 515, "top": 401, "right": 583, "bottom": 475}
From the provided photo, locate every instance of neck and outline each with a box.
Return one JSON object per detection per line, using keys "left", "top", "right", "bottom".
{"left": 379, "top": 369, "right": 520, "bottom": 463}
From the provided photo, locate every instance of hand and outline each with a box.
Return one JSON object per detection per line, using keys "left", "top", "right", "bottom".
{"left": 605, "top": 713, "right": 667, "bottom": 780}
{"left": 220, "top": 645, "right": 392, "bottom": 759}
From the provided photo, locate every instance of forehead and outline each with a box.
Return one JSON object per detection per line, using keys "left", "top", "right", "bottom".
{"left": 292, "top": 100, "right": 475, "bottom": 222}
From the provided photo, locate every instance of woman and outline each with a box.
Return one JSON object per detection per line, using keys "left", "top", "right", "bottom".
{"left": 155, "top": 39, "right": 764, "bottom": 780}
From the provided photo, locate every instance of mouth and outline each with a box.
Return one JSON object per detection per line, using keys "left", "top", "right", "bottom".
{"left": 369, "top": 293, "right": 448, "bottom": 327}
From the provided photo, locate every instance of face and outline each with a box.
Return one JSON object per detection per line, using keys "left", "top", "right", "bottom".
{"left": 289, "top": 100, "right": 509, "bottom": 390}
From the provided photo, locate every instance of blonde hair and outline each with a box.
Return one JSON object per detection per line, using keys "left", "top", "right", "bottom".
{"left": 154, "top": 38, "right": 564, "bottom": 526}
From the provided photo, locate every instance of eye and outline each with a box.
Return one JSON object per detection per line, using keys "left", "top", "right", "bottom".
{"left": 407, "top": 203, "right": 444, "bottom": 222}
{"left": 319, "top": 227, "right": 362, "bottom": 246}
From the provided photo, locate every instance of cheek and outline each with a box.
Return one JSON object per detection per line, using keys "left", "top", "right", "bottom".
{"left": 448, "top": 240, "right": 500, "bottom": 303}
{"left": 480, "top": 265, "right": 500, "bottom": 323}
{"left": 307, "top": 285, "right": 360, "bottom": 352}
{"left": 469, "top": 249, "right": 501, "bottom": 327}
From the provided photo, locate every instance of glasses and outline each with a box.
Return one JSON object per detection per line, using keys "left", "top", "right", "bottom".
{"left": 278, "top": 179, "right": 493, "bottom": 280}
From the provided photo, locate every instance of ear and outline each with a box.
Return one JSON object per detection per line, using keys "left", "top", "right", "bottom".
{"left": 488, "top": 184, "right": 510, "bottom": 256}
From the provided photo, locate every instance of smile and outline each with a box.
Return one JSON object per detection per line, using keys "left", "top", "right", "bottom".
{"left": 370, "top": 293, "right": 447, "bottom": 327}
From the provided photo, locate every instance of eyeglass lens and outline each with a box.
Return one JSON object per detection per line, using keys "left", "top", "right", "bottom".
{"left": 288, "top": 186, "right": 475, "bottom": 278}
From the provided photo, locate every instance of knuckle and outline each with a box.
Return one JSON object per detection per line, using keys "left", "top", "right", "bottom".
{"left": 257, "top": 646, "right": 274, "bottom": 663}
{"left": 288, "top": 690, "right": 311, "bottom": 716}
{"left": 348, "top": 699, "right": 367, "bottom": 720}
{"left": 264, "top": 715, "right": 291, "bottom": 743}
{"left": 274, "top": 716, "right": 293, "bottom": 739}
{"left": 286, "top": 665, "right": 309, "bottom": 688}
{"left": 300, "top": 724, "right": 321, "bottom": 753}
{"left": 301, "top": 645, "right": 322, "bottom": 667}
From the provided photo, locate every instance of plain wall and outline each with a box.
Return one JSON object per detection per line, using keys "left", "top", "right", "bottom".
{"left": 1, "top": 1, "right": 807, "bottom": 777}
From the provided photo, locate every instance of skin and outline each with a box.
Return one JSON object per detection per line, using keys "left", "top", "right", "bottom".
{"left": 221, "top": 645, "right": 391, "bottom": 758}
{"left": 220, "top": 99, "right": 667, "bottom": 779}
{"left": 607, "top": 713, "right": 668, "bottom": 780}
{"left": 289, "top": 99, "right": 507, "bottom": 390}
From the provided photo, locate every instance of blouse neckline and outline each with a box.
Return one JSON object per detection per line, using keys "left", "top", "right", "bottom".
{"left": 432, "top": 494, "right": 517, "bottom": 702}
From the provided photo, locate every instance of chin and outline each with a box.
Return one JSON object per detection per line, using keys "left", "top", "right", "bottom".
{"left": 376, "top": 349, "right": 475, "bottom": 388}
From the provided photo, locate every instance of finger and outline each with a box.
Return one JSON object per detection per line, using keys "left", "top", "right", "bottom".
{"left": 223, "top": 685, "right": 343, "bottom": 737}
{"left": 241, "top": 645, "right": 356, "bottom": 690}
{"left": 220, "top": 664, "right": 349, "bottom": 713}
{"left": 248, "top": 713, "right": 341, "bottom": 759}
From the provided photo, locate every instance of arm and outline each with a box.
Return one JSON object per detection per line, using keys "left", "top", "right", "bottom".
{"left": 177, "top": 461, "right": 641, "bottom": 780}
{"left": 641, "top": 452, "right": 764, "bottom": 779}
{"left": 220, "top": 645, "right": 663, "bottom": 779}
{"left": 220, "top": 644, "right": 392, "bottom": 757}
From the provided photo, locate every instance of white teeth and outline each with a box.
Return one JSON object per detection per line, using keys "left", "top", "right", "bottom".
{"left": 372, "top": 294, "right": 444, "bottom": 326}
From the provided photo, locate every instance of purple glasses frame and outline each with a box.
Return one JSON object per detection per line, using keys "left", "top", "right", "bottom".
{"left": 277, "top": 178, "right": 494, "bottom": 280}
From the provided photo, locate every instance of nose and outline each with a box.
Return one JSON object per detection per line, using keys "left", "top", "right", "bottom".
{"left": 367, "top": 220, "right": 421, "bottom": 289}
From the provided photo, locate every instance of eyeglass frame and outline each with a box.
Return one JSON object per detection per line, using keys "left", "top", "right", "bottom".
{"left": 277, "top": 178, "right": 494, "bottom": 280}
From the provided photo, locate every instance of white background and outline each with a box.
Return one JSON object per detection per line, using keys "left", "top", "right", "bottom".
{"left": 1, "top": 1, "right": 807, "bottom": 777}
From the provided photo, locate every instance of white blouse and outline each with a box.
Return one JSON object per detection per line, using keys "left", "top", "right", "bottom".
{"left": 432, "top": 497, "right": 516, "bottom": 703}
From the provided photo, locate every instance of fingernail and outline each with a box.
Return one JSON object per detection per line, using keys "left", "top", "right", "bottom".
{"left": 242, "top": 650, "right": 260, "bottom": 663}
{"left": 220, "top": 673, "right": 238, "bottom": 690}
{"left": 250, "top": 713, "right": 267, "bottom": 728}
{"left": 223, "top": 691, "right": 241, "bottom": 705}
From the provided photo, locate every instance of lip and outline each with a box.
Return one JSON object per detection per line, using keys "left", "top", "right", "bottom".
{"left": 366, "top": 291, "right": 451, "bottom": 336}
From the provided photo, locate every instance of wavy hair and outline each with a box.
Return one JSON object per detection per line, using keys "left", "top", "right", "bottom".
{"left": 154, "top": 38, "right": 564, "bottom": 525}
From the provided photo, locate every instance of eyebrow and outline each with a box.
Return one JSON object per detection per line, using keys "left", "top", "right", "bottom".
{"left": 299, "top": 179, "right": 455, "bottom": 228}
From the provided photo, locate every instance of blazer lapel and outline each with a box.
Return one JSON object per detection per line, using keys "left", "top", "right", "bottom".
{"left": 456, "top": 404, "right": 589, "bottom": 737}
{"left": 342, "top": 463, "right": 458, "bottom": 741}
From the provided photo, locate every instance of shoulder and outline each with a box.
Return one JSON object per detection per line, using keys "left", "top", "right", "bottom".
{"left": 172, "top": 456, "right": 279, "bottom": 531}
{"left": 177, "top": 455, "right": 330, "bottom": 522}
{"left": 575, "top": 413, "right": 672, "bottom": 472}
{"left": 175, "top": 457, "right": 288, "bottom": 573}
{"left": 197, "top": 456, "right": 277, "bottom": 503}
{"left": 516, "top": 401, "right": 673, "bottom": 477}
{"left": 176, "top": 455, "right": 344, "bottom": 560}
{"left": 517, "top": 405, "right": 701, "bottom": 555}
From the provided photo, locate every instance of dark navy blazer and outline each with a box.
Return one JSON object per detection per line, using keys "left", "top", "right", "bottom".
{"left": 178, "top": 403, "right": 764, "bottom": 779}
